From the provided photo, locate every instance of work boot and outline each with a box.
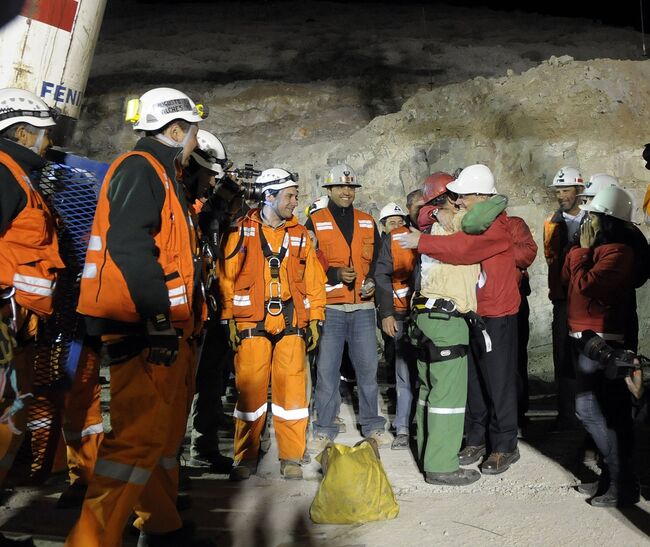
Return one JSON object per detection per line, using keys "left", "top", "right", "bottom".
{"left": 458, "top": 444, "right": 486, "bottom": 466}
{"left": 391, "top": 433, "right": 409, "bottom": 450}
{"left": 365, "top": 429, "right": 393, "bottom": 448}
{"left": 229, "top": 460, "right": 257, "bottom": 481}
{"left": 56, "top": 482, "right": 87, "bottom": 509}
{"left": 300, "top": 448, "right": 311, "bottom": 465}
{"left": 591, "top": 480, "right": 640, "bottom": 508}
{"left": 188, "top": 451, "right": 234, "bottom": 474}
{"left": 577, "top": 469, "right": 610, "bottom": 497}
{"left": 425, "top": 468, "right": 481, "bottom": 486}
{"left": 280, "top": 460, "right": 303, "bottom": 480}
{"left": 334, "top": 415, "right": 346, "bottom": 433}
{"left": 481, "top": 448, "right": 520, "bottom": 475}
{"left": 308, "top": 433, "right": 332, "bottom": 454}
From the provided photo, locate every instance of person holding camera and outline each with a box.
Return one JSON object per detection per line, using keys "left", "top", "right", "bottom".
{"left": 562, "top": 185, "right": 640, "bottom": 508}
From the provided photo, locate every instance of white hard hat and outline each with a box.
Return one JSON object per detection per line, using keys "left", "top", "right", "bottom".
{"left": 0, "top": 88, "right": 57, "bottom": 132}
{"left": 446, "top": 164, "right": 497, "bottom": 195}
{"left": 191, "top": 129, "right": 228, "bottom": 178}
{"left": 322, "top": 164, "right": 361, "bottom": 188}
{"left": 578, "top": 173, "right": 620, "bottom": 197}
{"left": 256, "top": 168, "right": 299, "bottom": 193}
{"left": 552, "top": 166, "right": 584, "bottom": 187}
{"left": 580, "top": 185, "right": 633, "bottom": 222}
{"left": 125, "top": 87, "right": 206, "bottom": 131}
{"left": 379, "top": 202, "right": 407, "bottom": 222}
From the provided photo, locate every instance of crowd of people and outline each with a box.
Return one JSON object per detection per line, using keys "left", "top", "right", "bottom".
{"left": 0, "top": 84, "right": 648, "bottom": 546}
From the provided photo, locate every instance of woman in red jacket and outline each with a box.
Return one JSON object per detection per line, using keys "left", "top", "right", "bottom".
{"left": 562, "top": 185, "right": 639, "bottom": 508}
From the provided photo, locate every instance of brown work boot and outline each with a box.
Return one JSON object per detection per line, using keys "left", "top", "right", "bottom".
{"left": 481, "top": 448, "right": 520, "bottom": 475}
{"left": 458, "top": 444, "right": 486, "bottom": 465}
{"left": 280, "top": 460, "right": 303, "bottom": 480}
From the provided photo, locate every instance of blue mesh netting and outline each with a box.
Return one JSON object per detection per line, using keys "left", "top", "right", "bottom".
{"left": 12, "top": 161, "right": 102, "bottom": 483}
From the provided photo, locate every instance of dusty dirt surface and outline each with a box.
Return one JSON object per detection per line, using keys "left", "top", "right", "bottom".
{"left": 0, "top": 374, "right": 648, "bottom": 547}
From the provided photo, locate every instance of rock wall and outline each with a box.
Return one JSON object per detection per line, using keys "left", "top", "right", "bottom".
{"left": 73, "top": 56, "right": 650, "bottom": 368}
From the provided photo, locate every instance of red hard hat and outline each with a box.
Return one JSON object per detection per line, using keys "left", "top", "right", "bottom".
{"left": 422, "top": 172, "right": 454, "bottom": 203}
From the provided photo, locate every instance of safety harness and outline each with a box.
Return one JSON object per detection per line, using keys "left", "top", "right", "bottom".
{"left": 408, "top": 294, "right": 468, "bottom": 363}
{"left": 238, "top": 227, "right": 305, "bottom": 344}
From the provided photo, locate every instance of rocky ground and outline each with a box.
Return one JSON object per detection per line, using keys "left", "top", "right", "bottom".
{"left": 0, "top": 369, "right": 648, "bottom": 546}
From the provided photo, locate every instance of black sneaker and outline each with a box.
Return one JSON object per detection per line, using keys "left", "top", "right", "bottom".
{"left": 425, "top": 468, "right": 481, "bottom": 486}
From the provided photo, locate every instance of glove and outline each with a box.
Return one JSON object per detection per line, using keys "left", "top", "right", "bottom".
{"left": 145, "top": 315, "right": 179, "bottom": 366}
{"left": 0, "top": 318, "right": 16, "bottom": 366}
{"left": 305, "top": 320, "right": 323, "bottom": 353}
{"left": 226, "top": 319, "right": 240, "bottom": 352}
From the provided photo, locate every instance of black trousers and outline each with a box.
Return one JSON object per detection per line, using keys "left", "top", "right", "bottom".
{"left": 551, "top": 300, "right": 578, "bottom": 424}
{"left": 516, "top": 296, "right": 530, "bottom": 423}
{"left": 465, "top": 314, "right": 518, "bottom": 453}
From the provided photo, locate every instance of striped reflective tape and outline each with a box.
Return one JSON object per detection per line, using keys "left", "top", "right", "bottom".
{"left": 82, "top": 262, "right": 97, "bottom": 279}
{"left": 233, "top": 295, "right": 252, "bottom": 306}
{"left": 271, "top": 403, "right": 309, "bottom": 420}
{"left": 88, "top": 235, "right": 103, "bottom": 251}
{"left": 233, "top": 402, "right": 268, "bottom": 422}
{"left": 325, "top": 283, "right": 344, "bottom": 292}
{"left": 428, "top": 407, "right": 465, "bottom": 415}
{"left": 94, "top": 459, "right": 151, "bottom": 485}
{"left": 62, "top": 422, "right": 104, "bottom": 442}
{"left": 315, "top": 222, "right": 333, "bottom": 231}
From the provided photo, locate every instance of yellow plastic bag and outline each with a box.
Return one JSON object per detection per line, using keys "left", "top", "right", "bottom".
{"left": 310, "top": 439, "right": 399, "bottom": 524}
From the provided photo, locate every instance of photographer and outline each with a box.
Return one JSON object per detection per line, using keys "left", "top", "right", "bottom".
{"left": 562, "top": 185, "right": 639, "bottom": 508}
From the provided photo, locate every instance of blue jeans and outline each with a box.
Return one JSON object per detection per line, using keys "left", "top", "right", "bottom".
{"left": 575, "top": 351, "right": 634, "bottom": 483}
{"left": 313, "top": 307, "right": 386, "bottom": 438}
{"left": 392, "top": 319, "right": 415, "bottom": 435}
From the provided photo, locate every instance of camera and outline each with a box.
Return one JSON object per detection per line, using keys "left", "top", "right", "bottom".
{"left": 577, "top": 330, "right": 650, "bottom": 380}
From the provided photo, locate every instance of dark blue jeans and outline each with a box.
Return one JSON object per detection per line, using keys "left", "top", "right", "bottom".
{"left": 313, "top": 307, "right": 386, "bottom": 438}
{"left": 575, "top": 351, "right": 634, "bottom": 483}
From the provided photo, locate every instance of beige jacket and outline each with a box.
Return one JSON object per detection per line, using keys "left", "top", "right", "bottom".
{"left": 419, "top": 212, "right": 480, "bottom": 313}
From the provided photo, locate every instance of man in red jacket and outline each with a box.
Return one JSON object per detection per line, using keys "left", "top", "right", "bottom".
{"left": 400, "top": 164, "right": 521, "bottom": 474}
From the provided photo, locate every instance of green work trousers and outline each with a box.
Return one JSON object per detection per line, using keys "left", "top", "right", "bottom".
{"left": 413, "top": 312, "right": 468, "bottom": 473}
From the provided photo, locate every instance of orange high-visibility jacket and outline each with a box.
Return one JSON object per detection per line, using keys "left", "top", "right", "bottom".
{"left": 77, "top": 151, "right": 195, "bottom": 325}
{"left": 310, "top": 207, "right": 375, "bottom": 304}
{"left": 388, "top": 226, "right": 416, "bottom": 313}
{"left": 0, "top": 150, "right": 64, "bottom": 317}
{"left": 220, "top": 208, "right": 326, "bottom": 328}
{"left": 543, "top": 210, "right": 570, "bottom": 301}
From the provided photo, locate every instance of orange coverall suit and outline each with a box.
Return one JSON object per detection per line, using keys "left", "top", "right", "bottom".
{"left": 0, "top": 149, "right": 64, "bottom": 486}
{"left": 67, "top": 145, "right": 203, "bottom": 547}
{"left": 221, "top": 208, "right": 326, "bottom": 464}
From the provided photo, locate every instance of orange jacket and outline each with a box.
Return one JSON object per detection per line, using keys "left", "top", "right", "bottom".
{"left": 310, "top": 207, "right": 375, "bottom": 304}
{"left": 543, "top": 210, "right": 574, "bottom": 301}
{"left": 388, "top": 226, "right": 416, "bottom": 313}
{"left": 220, "top": 208, "right": 326, "bottom": 332}
{"left": 78, "top": 151, "right": 197, "bottom": 326}
{"left": 0, "top": 150, "right": 64, "bottom": 317}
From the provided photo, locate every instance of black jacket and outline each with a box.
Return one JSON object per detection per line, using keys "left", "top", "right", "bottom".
{"left": 0, "top": 138, "right": 45, "bottom": 233}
